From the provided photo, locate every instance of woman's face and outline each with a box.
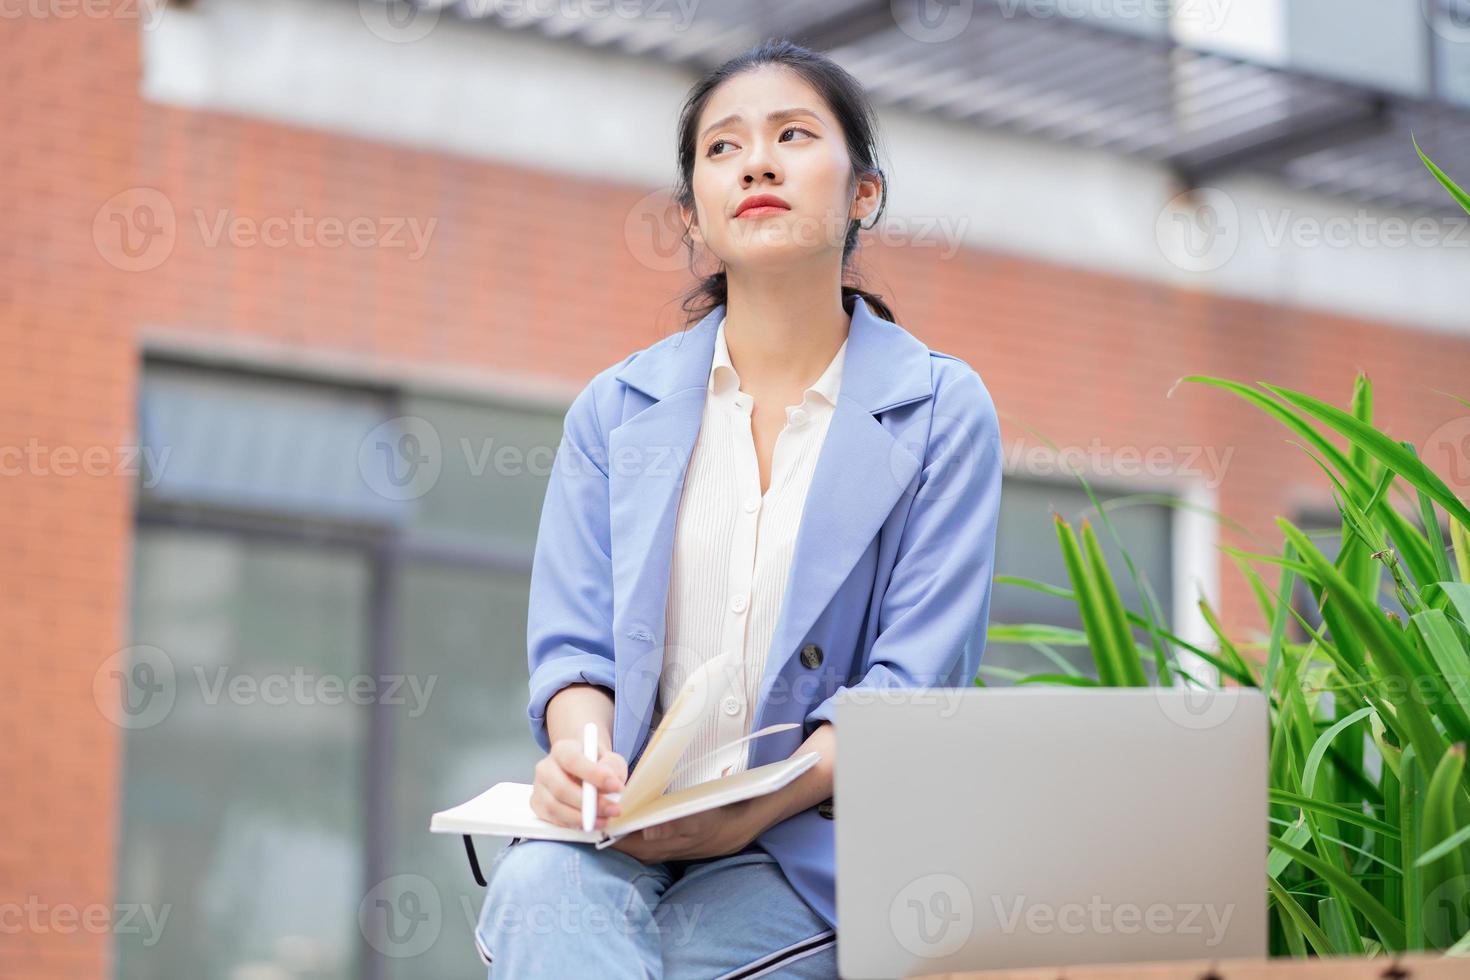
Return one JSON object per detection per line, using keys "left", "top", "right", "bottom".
{"left": 683, "top": 66, "right": 880, "bottom": 271}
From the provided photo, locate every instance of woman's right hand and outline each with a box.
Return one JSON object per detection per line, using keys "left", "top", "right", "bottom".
{"left": 530, "top": 736, "right": 628, "bottom": 830}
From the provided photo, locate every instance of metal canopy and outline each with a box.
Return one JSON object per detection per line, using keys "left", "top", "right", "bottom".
{"left": 411, "top": 0, "right": 1470, "bottom": 214}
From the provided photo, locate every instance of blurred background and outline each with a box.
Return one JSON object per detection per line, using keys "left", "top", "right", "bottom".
{"left": 5, "top": 0, "right": 1470, "bottom": 977}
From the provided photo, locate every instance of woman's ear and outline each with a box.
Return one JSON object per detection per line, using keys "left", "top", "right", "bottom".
{"left": 680, "top": 203, "right": 704, "bottom": 247}
{"left": 851, "top": 172, "right": 882, "bottom": 224}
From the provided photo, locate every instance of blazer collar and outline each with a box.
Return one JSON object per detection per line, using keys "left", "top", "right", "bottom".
{"left": 614, "top": 294, "right": 932, "bottom": 414}
{"left": 708, "top": 314, "right": 848, "bottom": 410}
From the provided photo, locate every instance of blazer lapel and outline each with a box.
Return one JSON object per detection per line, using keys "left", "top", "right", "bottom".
{"left": 606, "top": 296, "right": 935, "bottom": 765}
{"left": 751, "top": 299, "right": 935, "bottom": 727}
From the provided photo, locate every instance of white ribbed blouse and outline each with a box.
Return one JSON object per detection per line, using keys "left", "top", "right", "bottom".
{"left": 657, "top": 314, "right": 848, "bottom": 793}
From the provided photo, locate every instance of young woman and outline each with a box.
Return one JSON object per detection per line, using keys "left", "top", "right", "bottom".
{"left": 473, "top": 37, "right": 1003, "bottom": 978}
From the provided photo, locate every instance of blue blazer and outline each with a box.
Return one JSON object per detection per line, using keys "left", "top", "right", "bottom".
{"left": 522, "top": 294, "right": 1003, "bottom": 929}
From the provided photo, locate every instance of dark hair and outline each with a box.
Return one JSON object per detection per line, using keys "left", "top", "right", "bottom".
{"left": 672, "top": 37, "right": 897, "bottom": 325}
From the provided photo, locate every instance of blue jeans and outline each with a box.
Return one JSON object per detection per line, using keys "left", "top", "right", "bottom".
{"left": 473, "top": 837, "right": 838, "bottom": 978}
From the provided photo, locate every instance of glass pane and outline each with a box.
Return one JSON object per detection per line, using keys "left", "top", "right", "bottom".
{"left": 139, "top": 363, "right": 406, "bottom": 525}
{"left": 400, "top": 393, "right": 564, "bottom": 554}
{"left": 115, "top": 527, "right": 371, "bottom": 980}
{"left": 986, "top": 477, "right": 1174, "bottom": 683}
{"left": 1284, "top": 0, "right": 1427, "bottom": 97}
{"left": 378, "top": 562, "right": 540, "bottom": 980}
{"left": 1433, "top": 1, "right": 1470, "bottom": 108}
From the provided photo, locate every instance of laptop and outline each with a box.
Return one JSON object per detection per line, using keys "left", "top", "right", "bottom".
{"left": 834, "top": 687, "right": 1268, "bottom": 978}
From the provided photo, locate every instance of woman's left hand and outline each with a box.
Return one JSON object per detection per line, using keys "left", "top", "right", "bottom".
{"left": 609, "top": 797, "right": 768, "bottom": 863}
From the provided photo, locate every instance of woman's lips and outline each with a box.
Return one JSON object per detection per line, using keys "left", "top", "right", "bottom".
{"left": 735, "top": 205, "right": 790, "bottom": 219}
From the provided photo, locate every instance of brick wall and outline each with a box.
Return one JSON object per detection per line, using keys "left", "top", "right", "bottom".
{"left": 5, "top": 8, "right": 1469, "bottom": 978}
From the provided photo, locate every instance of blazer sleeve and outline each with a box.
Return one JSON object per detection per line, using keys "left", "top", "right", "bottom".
{"left": 524, "top": 380, "right": 618, "bottom": 754}
{"left": 803, "top": 361, "right": 1004, "bottom": 734}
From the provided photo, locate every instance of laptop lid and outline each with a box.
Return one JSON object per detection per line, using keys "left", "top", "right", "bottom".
{"left": 834, "top": 687, "right": 1268, "bottom": 977}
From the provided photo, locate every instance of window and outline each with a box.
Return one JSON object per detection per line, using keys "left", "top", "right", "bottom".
{"left": 114, "top": 360, "right": 562, "bottom": 979}
{"left": 984, "top": 475, "right": 1177, "bottom": 685}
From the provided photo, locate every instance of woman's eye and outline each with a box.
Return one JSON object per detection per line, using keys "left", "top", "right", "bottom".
{"left": 707, "top": 127, "right": 814, "bottom": 156}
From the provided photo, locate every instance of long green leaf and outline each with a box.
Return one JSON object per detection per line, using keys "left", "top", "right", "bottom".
{"left": 1081, "top": 520, "right": 1150, "bottom": 686}
{"left": 1414, "top": 133, "right": 1470, "bottom": 216}
{"left": 1268, "top": 875, "right": 1336, "bottom": 956}
{"left": 1262, "top": 383, "right": 1470, "bottom": 532}
{"left": 1055, "top": 514, "right": 1122, "bottom": 686}
{"left": 1269, "top": 835, "right": 1406, "bottom": 949}
{"left": 1281, "top": 520, "right": 1447, "bottom": 771}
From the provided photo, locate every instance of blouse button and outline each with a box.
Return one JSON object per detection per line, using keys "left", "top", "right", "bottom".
{"left": 789, "top": 407, "right": 808, "bottom": 427}
{"left": 722, "top": 695, "right": 741, "bottom": 716}
{"left": 744, "top": 496, "right": 760, "bottom": 513}
{"left": 730, "top": 594, "right": 748, "bottom": 613}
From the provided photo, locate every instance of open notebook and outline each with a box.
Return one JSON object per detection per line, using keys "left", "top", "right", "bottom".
{"left": 430, "top": 653, "right": 821, "bottom": 849}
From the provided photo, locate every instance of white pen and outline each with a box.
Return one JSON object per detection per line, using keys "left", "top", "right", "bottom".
{"left": 581, "top": 720, "right": 598, "bottom": 833}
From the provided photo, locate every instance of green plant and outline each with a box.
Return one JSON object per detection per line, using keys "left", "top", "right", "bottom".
{"left": 983, "top": 145, "right": 1470, "bottom": 956}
